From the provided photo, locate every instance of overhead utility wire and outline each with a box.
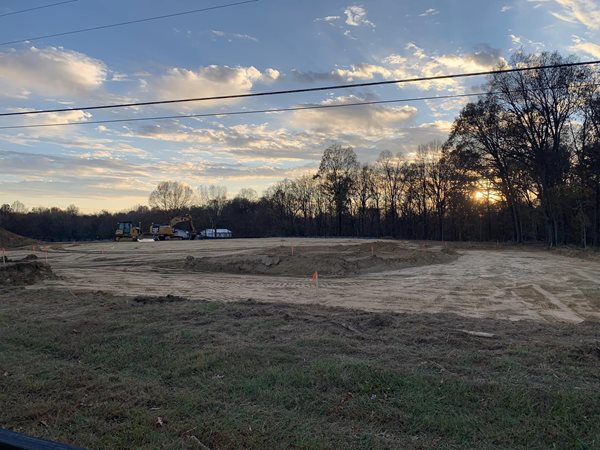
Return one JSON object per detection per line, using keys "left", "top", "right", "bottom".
{"left": 0, "top": 0, "right": 78, "bottom": 18}
{"left": 0, "top": 0, "right": 258, "bottom": 46}
{"left": 0, "top": 85, "right": 587, "bottom": 131}
{"left": 1, "top": 60, "right": 599, "bottom": 118}
{"left": 0, "top": 93, "right": 476, "bottom": 130}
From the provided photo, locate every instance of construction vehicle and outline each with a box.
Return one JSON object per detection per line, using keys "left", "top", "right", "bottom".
{"left": 115, "top": 216, "right": 196, "bottom": 241}
{"left": 149, "top": 215, "right": 197, "bottom": 240}
{"left": 114, "top": 221, "right": 142, "bottom": 241}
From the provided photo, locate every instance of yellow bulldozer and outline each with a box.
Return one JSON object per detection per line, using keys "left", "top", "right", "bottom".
{"left": 114, "top": 221, "right": 141, "bottom": 241}
{"left": 115, "top": 215, "right": 197, "bottom": 241}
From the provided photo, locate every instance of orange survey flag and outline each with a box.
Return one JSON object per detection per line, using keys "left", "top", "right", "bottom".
{"left": 311, "top": 271, "right": 318, "bottom": 282}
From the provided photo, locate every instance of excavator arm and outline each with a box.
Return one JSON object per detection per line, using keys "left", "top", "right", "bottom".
{"left": 169, "top": 215, "right": 197, "bottom": 238}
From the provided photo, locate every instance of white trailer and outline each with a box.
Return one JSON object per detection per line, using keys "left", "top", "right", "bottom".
{"left": 200, "top": 228, "right": 233, "bottom": 239}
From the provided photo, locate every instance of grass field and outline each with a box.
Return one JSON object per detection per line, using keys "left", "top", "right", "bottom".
{"left": 1, "top": 288, "right": 599, "bottom": 449}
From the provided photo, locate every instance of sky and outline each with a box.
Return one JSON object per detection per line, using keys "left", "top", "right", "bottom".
{"left": 1, "top": 0, "right": 599, "bottom": 213}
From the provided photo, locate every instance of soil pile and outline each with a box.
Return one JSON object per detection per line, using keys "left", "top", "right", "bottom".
{"left": 183, "top": 241, "right": 458, "bottom": 277}
{"left": 0, "top": 228, "right": 38, "bottom": 249}
{"left": 0, "top": 261, "right": 56, "bottom": 285}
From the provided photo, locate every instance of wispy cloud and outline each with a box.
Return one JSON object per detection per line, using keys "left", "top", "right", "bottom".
{"left": 344, "top": 5, "right": 375, "bottom": 28}
{"left": 419, "top": 8, "right": 440, "bottom": 16}
{"left": 571, "top": 35, "right": 600, "bottom": 58}
{"left": 314, "top": 15, "right": 340, "bottom": 22}
{"left": 543, "top": 0, "right": 600, "bottom": 29}
{"left": 211, "top": 30, "right": 258, "bottom": 42}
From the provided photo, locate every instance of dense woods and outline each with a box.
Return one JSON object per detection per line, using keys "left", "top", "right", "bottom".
{"left": 1, "top": 51, "right": 599, "bottom": 247}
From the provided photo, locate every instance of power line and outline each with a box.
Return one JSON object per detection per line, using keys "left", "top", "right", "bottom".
{"left": 0, "top": 0, "right": 259, "bottom": 46}
{"left": 0, "top": 0, "right": 78, "bottom": 18}
{"left": 0, "top": 87, "right": 574, "bottom": 131}
{"left": 1, "top": 60, "right": 599, "bottom": 118}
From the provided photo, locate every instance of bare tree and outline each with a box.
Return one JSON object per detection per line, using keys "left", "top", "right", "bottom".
{"left": 236, "top": 188, "right": 258, "bottom": 202}
{"left": 149, "top": 181, "right": 194, "bottom": 211}
{"left": 376, "top": 151, "right": 406, "bottom": 237}
{"left": 197, "top": 184, "right": 228, "bottom": 233}
{"left": 315, "top": 144, "right": 359, "bottom": 235}
{"left": 354, "top": 164, "right": 375, "bottom": 235}
{"left": 10, "top": 200, "right": 27, "bottom": 214}
{"left": 490, "top": 51, "right": 591, "bottom": 245}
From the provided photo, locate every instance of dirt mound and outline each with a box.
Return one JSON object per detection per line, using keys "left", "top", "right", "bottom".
{"left": 0, "top": 261, "right": 56, "bottom": 285}
{"left": 0, "top": 228, "right": 38, "bottom": 249}
{"left": 182, "top": 241, "right": 457, "bottom": 277}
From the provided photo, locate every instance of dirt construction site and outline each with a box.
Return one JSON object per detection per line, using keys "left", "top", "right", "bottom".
{"left": 2, "top": 237, "right": 600, "bottom": 449}
{"left": 4, "top": 238, "right": 600, "bottom": 323}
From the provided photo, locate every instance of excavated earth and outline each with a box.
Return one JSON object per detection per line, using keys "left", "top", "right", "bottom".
{"left": 0, "top": 260, "right": 56, "bottom": 285}
{"left": 2, "top": 238, "right": 599, "bottom": 323}
{"left": 181, "top": 241, "right": 457, "bottom": 277}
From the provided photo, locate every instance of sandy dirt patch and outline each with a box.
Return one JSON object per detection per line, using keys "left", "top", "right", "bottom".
{"left": 4, "top": 238, "right": 600, "bottom": 323}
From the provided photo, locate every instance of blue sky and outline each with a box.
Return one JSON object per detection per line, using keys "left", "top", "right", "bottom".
{"left": 1, "top": 0, "right": 599, "bottom": 212}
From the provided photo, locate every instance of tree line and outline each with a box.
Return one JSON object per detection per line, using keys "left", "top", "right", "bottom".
{"left": 1, "top": 51, "right": 599, "bottom": 246}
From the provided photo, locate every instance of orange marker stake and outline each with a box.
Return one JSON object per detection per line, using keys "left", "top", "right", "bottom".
{"left": 311, "top": 271, "right": 319, "bottom": 290}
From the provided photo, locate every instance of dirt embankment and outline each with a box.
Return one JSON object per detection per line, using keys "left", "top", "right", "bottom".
{"left": 0, "top": 260, "right": 56, "bottom": 285}
{"left": 0, "top": 228, "right": 38, "bottom": 249}
{"left": 182, "top": 241, "right": 458, "bottom": 277}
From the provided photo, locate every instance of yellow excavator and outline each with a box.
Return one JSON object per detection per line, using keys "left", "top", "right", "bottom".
{"left": 150, "top": 215, "right": 197, "bottom": 240}
{"left": 115, "top": 215, "right": 197, "bottom": 241}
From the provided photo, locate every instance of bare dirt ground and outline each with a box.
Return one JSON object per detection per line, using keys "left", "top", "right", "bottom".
{"left": 2, "top": 238, "right": 600, "bottom": 449}
{"left": 5, "top": 237, "right": 600, "bottom": 323}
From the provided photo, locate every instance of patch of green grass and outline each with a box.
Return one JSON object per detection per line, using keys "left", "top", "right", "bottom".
{"left": 1, "top": 290, "right": 599, "bottom": 449}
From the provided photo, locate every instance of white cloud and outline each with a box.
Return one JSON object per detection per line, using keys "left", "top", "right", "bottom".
{"left": 315, "top": 15, "right": 340, "bottom": 22}
{"left": 508, "top": 34, "right": 545, "bottom": 52}
{"left": 0, "top": 46, "right": 106, "bottom": 99}
{"left": 332, "top": 64, "right": 397, "bottom": 81}
{"left": 419, "top": 8, "right": 440, "bottom": 16}
{"left": 405, "top": 42, "right": 427, "bottom": 59}
{"left": 122, "top": 121, "right": 324, "bottom": 161}
{"left": 383, "top": 54, "right": 408, "bottom": 65}
{"left": 571, "top": 35, "right": 600, "bottom": 58}
{"left": 263, "top": 68, "right": 281, "bottom": 82}
{"left": 343, "top": 29, "right": 358, "bottom": 40}
{"left": 141, "top": 65, "right": 280, "bottom": 107}
{"left": 501, "top": 5, "right": 513, "bottom": 12}
{"left": 551, "top": 0, "right": 600, "bottom": 30}
{"left": 290, "top": 95, "right": 418, "bottom": 135}
{"left": 211, "top": 30, "right": 258, "bottom": 42}
{"left": 292, "top": 44, "right": 505, "bottom": 95}
{"left": 111, "top": 72, "right": 129, "bottom": 82}
{"left": 344, "top": 5, "right": 375, "bottom": 27}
